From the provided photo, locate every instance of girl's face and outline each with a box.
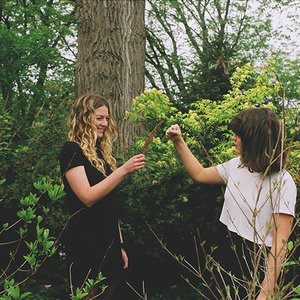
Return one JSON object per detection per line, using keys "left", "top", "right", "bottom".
{"left": 232, "top": 133, "right": 242, "bottom": 155}
{"left": 94, "top": 105, "right": 109, "bottom": 138}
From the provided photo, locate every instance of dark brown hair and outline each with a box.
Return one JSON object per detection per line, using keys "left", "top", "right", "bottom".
{"left": 229, "top": 108, "right": 286, "bottom": 174}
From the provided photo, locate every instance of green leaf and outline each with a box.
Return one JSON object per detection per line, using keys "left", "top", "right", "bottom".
{"left": 20, "top": 193, "right": 39, "bottom": 206}
{"left": 72, "top": 287, "right": 89, "bottom": 300}
{"left": 17, "top": 227, "right": 27, "bottom": 238}
{"left": 49, "top": 246, "right": 57, "bottom": 256}
{"left": 20, "top": 292, "right": 32, "bottom": 299}
{"left": 34, "top": 178, "right": 52, "bottom": 193}
{"left": 43, "top": 229, "right": 49, "bottom": 239}
{"left": 287, "top": 240, "right": 294, "bottom": 251}
{"left": 23, "top": 254, "right": 37, "bottom": 269}
{"left": 17, "top": 207, "right": 36, "bottom": 223}
{"left": 294, "top": 285, "right": 300, "bottom": 294}
{"left": 283, "top": 261, "right": 297, "bottom": 267}
{"left": 47, "top": 184, "right": 66, "bottom": 203}
{"left": 37, "top": 215, "right": 43, "bottom": 223}
{"left": 25, "top": 241, "right": 38, "bottom": 253}
{"left": 8, "top": 285, "right": 20, "bottom": 299}
{"left": 42, "top": 206, "right": 50, "bottom": 214}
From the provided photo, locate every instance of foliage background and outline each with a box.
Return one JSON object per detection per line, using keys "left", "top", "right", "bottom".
{"left": 0, "top": 0, "right": 299, "bottom": 299}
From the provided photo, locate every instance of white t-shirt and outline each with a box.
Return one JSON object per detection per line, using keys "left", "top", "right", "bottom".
{"left": 215, "top": 157, "right": 297, "bottom": 247}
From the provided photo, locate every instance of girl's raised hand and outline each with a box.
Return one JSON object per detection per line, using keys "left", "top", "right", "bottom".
{"left": 166, "top": 124, "right": 182, "bottom": 142}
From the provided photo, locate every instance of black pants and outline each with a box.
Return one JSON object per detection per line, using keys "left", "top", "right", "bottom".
{"left": 202, "top": 230, "right": 268, "bottom": 300}
{"left": 84, "top": 281, "right": 118, "bottom": 300}
{"left": 67, "top": 261, "right": 125, "bottom": 300}
{"left": 84, "top": 276, "right": 136, "bottom": 300}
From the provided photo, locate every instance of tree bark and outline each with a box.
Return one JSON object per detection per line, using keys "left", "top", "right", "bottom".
{"left": 75, "top": 0, "right": 145, "bottom": 155}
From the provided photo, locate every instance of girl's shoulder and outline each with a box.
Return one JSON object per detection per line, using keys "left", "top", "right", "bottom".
{"left": 223, "top": 156, "right": 241, "bottom": 169}
{"left": 60, "top": 141, "right": 84, "bottom": 161}
{"left": 61, "top": 141, "right": 82, "bottom": 154}
{"left": 271, "top": 169, "right": 296, "bottom": 186}
{"left": 62, "top": 140, "right": 80, "bottom": 150}
{"left": 229, "top": 156, "right": 240, "bottom": 164}
{"left": 59, "top": 141, "right": 88, "bottom": 175}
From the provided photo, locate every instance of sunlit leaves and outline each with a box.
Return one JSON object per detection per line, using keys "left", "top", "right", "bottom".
{"left": 127, "top": 88, "right": 177, "bottom": 126}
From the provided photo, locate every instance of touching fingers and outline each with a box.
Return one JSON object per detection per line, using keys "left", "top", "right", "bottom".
{"left": 127, "top": 154, "right": 145, "bottom": 172}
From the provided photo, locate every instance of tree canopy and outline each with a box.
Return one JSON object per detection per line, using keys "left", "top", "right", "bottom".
{"left": 0, "top": 1, "right": 299, "bottom": 299}
{"left": 145, "top": 0, "right": 300, "bottom": 106}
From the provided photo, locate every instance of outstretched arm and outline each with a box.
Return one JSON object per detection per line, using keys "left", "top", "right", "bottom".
{"left": 65, "top": 154, "right": 145, "bottom": 207}
{"left": 166, "top": 124, "right": 224, "bottom": 184}
{"left": 257, "top": 213, "right": 293, "bottom": 300}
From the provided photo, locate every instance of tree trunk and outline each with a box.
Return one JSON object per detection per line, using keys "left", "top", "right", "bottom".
{"left": 75, "top": 0, "right": 145, "bottom": 155}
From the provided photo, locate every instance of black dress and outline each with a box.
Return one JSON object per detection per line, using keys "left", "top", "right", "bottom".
{"left": 59, "top": 141, "right": 123, "bottom": 288}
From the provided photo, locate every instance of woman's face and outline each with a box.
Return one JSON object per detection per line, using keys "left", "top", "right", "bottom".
{"left": 94, "top": 105, "right": 109, "bottom": 138}
{"left": 232, "top": 133, "right": 242, "bottom": 155}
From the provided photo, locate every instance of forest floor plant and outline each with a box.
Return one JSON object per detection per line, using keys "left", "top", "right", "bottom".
{"left": 0, "top": 178, "right": 107, "bottom": 300}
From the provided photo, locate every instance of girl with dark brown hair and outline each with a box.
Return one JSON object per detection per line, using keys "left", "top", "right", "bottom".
{"left": 166, "top": 107, "right": 297, "bottom": 299}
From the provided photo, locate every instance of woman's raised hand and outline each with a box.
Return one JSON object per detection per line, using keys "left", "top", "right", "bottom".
{"left": 120, "top": 154, "right": 145, "bottom": 175}
{"left": 166, "top": 124, "right": 182, "bottom": 142}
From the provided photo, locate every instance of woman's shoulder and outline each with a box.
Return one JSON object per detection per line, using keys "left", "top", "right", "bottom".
{"left": 272, "top": 169, "right": 296, "bottom": 186}
{"left": 59, "top": 141, "right": 87, "bottom": 174}
{"left": 62, "top": 140, "right": 80, "bottom": 149}
{"left": 221, "top": 156, "right": 241, "bottom": 168}
{"left": 61, "top": 141, "right": 81, "bottom": 153}
{"left": 229, "top": 156, "right": 240, "bottom": 164}
{"left": 215, "top": 156, "right": 241, "bottom": 181}
{"left": 269, "top": 170, "right": 297, "bottom": 206}
{"left": 60, "top": 141, "right": 83, "bottom": 160}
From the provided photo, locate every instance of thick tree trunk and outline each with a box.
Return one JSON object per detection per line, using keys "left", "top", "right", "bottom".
{"left": 75, "top": 0, "right": 145, "bottom": 155}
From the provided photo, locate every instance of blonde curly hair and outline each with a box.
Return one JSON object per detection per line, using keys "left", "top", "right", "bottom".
{"left": 68, "top": 94, "right": 117, "bottom": 175}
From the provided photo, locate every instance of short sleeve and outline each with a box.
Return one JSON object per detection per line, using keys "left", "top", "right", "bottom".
{"left": 59, "top": 141, "right": 86, "bottom": 175}
{"left": 215, "top": 160, "right": 232, "bottom": 184}
{"left": 272, "top": 172, "right": 297, "bottom": 217}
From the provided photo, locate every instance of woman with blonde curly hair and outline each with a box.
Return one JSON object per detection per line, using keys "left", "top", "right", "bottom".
{"left": 59, "top": 94, "right": 145, "bottom": 299}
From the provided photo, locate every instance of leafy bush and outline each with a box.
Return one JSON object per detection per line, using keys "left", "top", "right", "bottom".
{"left": 0, "top": 178, "right": 67, "bottom": 299}
{"left": 121, "top": 63, "right": 300, "bottom": 298}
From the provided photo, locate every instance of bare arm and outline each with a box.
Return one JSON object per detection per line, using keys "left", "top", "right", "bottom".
{"left": 166, "top": 124, "right": 224, "bottom": 184}
{"left": 257, "top": 213, "right": 293, "bottom": 300}
{"left": 118, "top": 221, "right": 128, "bottom": 269}
{"left": 65, "top": 154, "right": 145, "bottom": 207}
